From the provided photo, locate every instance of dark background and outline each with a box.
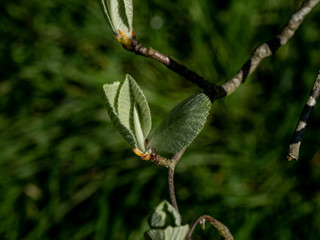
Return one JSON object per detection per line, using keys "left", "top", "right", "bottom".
{"left": 1, "top": 0, "right": 320, "bottom": 239}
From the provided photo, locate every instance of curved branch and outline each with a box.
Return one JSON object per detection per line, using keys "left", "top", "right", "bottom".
{"left": 150, "top": 147, "right": 186, "bottom": 222}
{"left": 287, "top": 70, "right": 320, "bottom": 161}
{"left": 219, "top": 0, "right": 320, "bottom": 99}
{"left": 127, "top": 0, "right": 319, "bottom": 101}
{"left": 186, "top": 215, "right": 233, "bottom": 240}
{"left": 131, "top": 39, "right": 222, "bottom": 100}
{"left": 167, "top": 148, "right": 186, "bottom": 220}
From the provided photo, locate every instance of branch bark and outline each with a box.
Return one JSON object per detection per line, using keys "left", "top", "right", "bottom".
{"left": 219, "top": 0, "right": 320, "bottom": 99}
{"left": 150, "top": 147, "right": 186, "bottom": 222}
{"left": 131, "top": 39, "right": 222, "bottom": 100}
{"left": 287, "top": 70, "right": 320, "bottom": 161}
{"left": 127, "top": 0, "right": 319, "bottom": 102}
{"left": 167, "top": 148, "right": 186, "bottom": 222}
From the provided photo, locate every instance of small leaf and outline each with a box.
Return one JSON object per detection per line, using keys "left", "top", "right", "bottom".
{"left": 103, "top": 74, "right": 151, "bottom": 152}
{"left": 100, "top": 0, "right": 134, "bottom": 48}
{"left": 103, "top": 81, "right": 136, "bottom": 147}
{"left": 145, "top": 201, "right": 189, "bottom": 240}
{"left": 148, "top": 93, "right": 211, "bottom": 154}
{"left": 163, "top": 225, "right": 189, "bottom": 240}
{"left": 109, "top": 0, "right": 131, "bottom": 35}
{"left": 148, "top": 200, "right": 182, "bottom": 228}
{"left": 100, "top": 0, "right": 116, "bottom": 34}
{"left": 123, "top": 0, "right": 133, "bottom": 31}
{"left": 144, "top": 225, "right": 189, "bottom": 240}
{"left": 133, "top": 104, "right": 147, "bottom": 152}
{"left": 144, "top": 229, "right": 164, "bottom": 240}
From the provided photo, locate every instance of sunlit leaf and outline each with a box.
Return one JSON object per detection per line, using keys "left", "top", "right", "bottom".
{"left": 109, "top": 0, "right": 131, "bottom": 35}
{"left": 163, "top": 225, "right": 189, "bottom": 240}
{"left": 148, "top": 93, "right": 211, "bottom": 153}
{"left": 100, "top": 0, "right": 134, "bottom": 46}
{"left": 103, "top": 81, "right": 136, "bottom": 147}
{"left": 145, "top": 200, "right": 189, "bottom": 240}
{"left": 103, "top": 74, "right": 151, "bottom": 152}
{"left": 123, "top": 0, "right": 133, "bottom": 31}
{"left": 148, "top": 200, "right": 181, "bottom": 228}
{"left": 100, "top": 0, "right": 116, "bottom": 33}
{"left": 144, "top": 229, "right": 164, "bottom": 240}
{"left": 144, "top": 225, "right": 189, "bottom": 240}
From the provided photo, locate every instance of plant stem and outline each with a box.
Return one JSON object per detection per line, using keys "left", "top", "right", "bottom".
{"left": 186, "top": 215, "right": 233, "bottom": 240}
{"left": 167, "top": 148, "right": 186, "bottom": 222}
{"left": 219, "top": 0, "right": 320, "bottom": 99}
{"left": 129, "top": 0, "right": 319, "bottom": 101}
{"left": 131, "top": 39, "right": 221, "bottom": 100}
{"left": 287, "top": 70, "right": 320, "bottom": 161}
{"left": 150, "top": 148, "right": 186, "bottom": 221}
{"left": 168, "top": 165, "right": 179, "bottom": 220}
{"left": 149, "top": 147, "right": 172, "bottom": 167}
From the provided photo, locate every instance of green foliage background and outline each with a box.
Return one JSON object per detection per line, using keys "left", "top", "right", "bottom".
{"left": 1, "top": 0, "right": 320, "bottom": 239}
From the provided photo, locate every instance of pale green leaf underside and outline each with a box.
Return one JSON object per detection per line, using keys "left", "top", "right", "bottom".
{"left": 103, "top": 81, "right": 136, "bottom": 147}
{"left": 145, "top": 225, "right": 189, "bottom": 240}
{"left": 100, "top": 0, "right": 116, "bottom": 33}
{"left": 148, "top": 200, "right": 181, "bottom": 228}
{"left": 103, "top": 74, "right": 151, "bottom": 152}
{"left": 133, "top": 104, "right": 145, "bottom": 152}
{"left": 119, "top": 74, "right": 151, "bottom": 139}
{"left": 145, "top": 200, "right": 188, "bottom": 240}
{"left": 148, "top": 93, "right": 211, "bottom": 154}
{"left": 123, "top": 0, "right": 133, "bottom": 30}
{"left": 163, "top": 225, "right": 189, "bottom": 240}
{"left": 100, "top": 0, "right": 133, "bottom": 37}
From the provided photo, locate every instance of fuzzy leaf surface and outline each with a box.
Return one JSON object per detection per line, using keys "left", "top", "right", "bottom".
{"left": 148, "top": 93, "right": 211, "bottom": 153}
{"left": 100, "top": 0, "right": 133, "bottom": 37}
{"left": 144, "top": 225, "right": 189, "bottom": 240}
{"left": 148, "top": 200, "right": 181, "bottom": 228}
{"left": 103, "top": 74, "right": 151, "bottom": 152}
{"left": 145, "top": 200, "right": 188, "bottom": 240}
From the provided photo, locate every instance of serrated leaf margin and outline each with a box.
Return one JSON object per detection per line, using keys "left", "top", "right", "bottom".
{"left": 148, "top": 93, "right": 211, "bottom": 153}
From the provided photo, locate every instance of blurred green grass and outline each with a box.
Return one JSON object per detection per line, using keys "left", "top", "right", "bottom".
{"left": 1, "top": 0, "right": 320, "bottom": 239}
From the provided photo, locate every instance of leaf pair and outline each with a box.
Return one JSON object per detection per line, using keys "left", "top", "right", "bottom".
{"left": 103, "top": 74, "right": 211, "bottom": 157}
{"left": 103, "top": 74, "right": 151, "bottom": 154}
{"left": 100, "top": 0, "right": 134, "bottom": 49}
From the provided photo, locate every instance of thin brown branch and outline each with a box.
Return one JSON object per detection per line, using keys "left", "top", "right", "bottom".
{"left": 127, "top": 0, "right": 319, "bottom": 101}
{"left": 186, "top": 215, "right": 234, "bottom": 240}
{"left": 168, "top": 166, "right": 179, "bottom": 219}
{"left": 150, "top": 147, "right": 186, "bottom": 222}
{"left": 150, "top": 147, "right": 172, "bottom": 167}
{"left": 131, "top": 39, "right": 221, "bottom": 100}
{"left": 167, "top": 147, "right": 186, "bottom": 222}
{"left": 219, "top": 0, "right": 320, "bottom": 99}
{"left": 287, "top": 70, "right": 320, "bottom": 161}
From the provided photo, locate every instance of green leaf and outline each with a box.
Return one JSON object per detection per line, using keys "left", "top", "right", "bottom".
{"left": 103, "top": 81, "right": 136, "bottom": 147}
{"left": 145, "top": 200, "right": 189, "bottom": 240}
{"left": 148, "top": 93, "right": 211, "bottom": 154}
{"left": 100, "top": 0, "right": 116, "bottom": 34}
{"left": 163, "top": 225, "right": 189, "bottom": 240}
{"left": 123, "top": 0, "right": 133, "bottom": 31}
{"left": 100, "top": 0, "right": 133, "bottom": 38}
{"left": 103, "top": 74, "right": 151, "bottom": 152}
{"left": 144, "top": 225, "right": 189, "bottom": 240}
{"left": 144, "top": 229, "right": 164, "bottom": 240}
{"left": 148, "top": 200, "right": 181, "bottom": 228}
